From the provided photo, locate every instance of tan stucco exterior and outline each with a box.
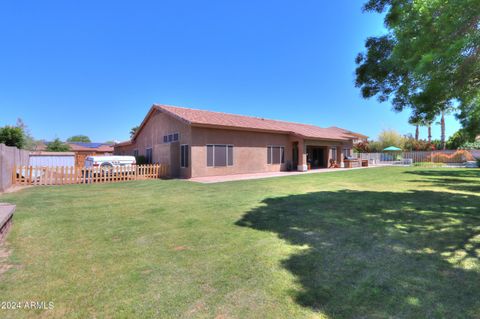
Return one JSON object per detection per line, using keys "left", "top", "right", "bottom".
{"left": 115, "top": 109, "right": 354, "bottom": 178}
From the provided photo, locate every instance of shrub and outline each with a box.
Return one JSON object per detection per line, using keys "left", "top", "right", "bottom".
{"left": 459, "top": 141, "right": 480, "bottom": 150}
{"left": 135, "top": 155, "right": 148, "bottom": 165}
{"left": 413, "top": 162, "right": 445, "bottom": 167}
{"left": 403, "top": 138, "right": 436, "bottom": 151}
{"left": 353, "top": 141, "right": 370, "bottom": 153}
{"left": 427, "top": 150, "right": 474, "bottom": 163}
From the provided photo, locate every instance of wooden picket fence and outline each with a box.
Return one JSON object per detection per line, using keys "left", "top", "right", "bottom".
{"left": 12, "top": 164, "right": 169, "bottom": 186}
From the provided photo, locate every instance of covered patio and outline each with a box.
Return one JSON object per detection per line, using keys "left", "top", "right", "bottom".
{"left": 292, "top": 138, "right": 350, "bottom": 171}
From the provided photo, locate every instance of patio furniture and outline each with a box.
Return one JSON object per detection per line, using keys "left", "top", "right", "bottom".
{"left": 343, "top": 159, "right": 361, "bottom": 168}
{"left": 329, "top": 159, "right": 339, "bottom": 168}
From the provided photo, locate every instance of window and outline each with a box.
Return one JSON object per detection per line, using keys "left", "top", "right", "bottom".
{"left": 133, "top": 149, "right": 139, "bottom": 157}
{"left": 331, "top": 147, "right": 337, "bottom": 161}
{"left": 206, "top": 144, "right": 234, "bottom": 167}
{"left": 146, "top": 148, "right": 153, "bottom": 164}
{"left": 343, "top": 148, "right": 351, "bottom": 158}
{"left": 164, "top": 132, "right": 180, "bottom": 143}
{"left": 180, "top": 145, "right": 189, "bottom": 168}
{"left": 267, "top": 146, "right": 285, "bottom": 164}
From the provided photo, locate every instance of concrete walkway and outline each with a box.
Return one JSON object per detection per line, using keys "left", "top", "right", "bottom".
{"left": 190, "top": 166, "right": 373, "bottom": 184}
{"left": 0, "top": 203, "right": 15, "bottom": 242}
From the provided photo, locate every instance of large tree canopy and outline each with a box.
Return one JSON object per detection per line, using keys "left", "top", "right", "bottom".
{"left": 46, "top": 138, "right": 71, "bottom": 152}
{"left": 67, "top": 135, "right": 91, "bottom": 143}
{"left": 0, "top": 126, "right": 26, "bottom": 148}
{"left": 356, "top": 0, "right": 480, "bottom": 138}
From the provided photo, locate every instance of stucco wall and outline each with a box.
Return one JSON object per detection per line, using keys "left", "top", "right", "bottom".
{"left": 114, "top": 110, "right": 355, "bottom": 178}
{"left": 190, "top": 127, "right": 292, "bottom": 178}
{"left": 114, "top": 110, "right": 192, "bottom": 178}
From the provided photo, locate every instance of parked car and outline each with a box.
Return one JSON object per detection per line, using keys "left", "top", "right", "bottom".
{"left": 84, "top": 156, "right": 136, "bottom": 172}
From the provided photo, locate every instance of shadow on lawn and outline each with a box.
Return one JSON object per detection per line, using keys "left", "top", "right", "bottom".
{"left": 405, "top": 169, "right": 480, "bottom": 193}
{"left": 405, "top": 169, "right": 480, "bottom": 179}
{"left": 236, "top": 190, "right": 480, "bottom": 318}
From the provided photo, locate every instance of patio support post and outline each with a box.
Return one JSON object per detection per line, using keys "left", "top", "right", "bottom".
{"left": 336, "top": 146, "right": 343, "bottom": 168}
{"left": 297, "top": 140, "right": 308, "bottom": 171}
{"left": 326, "top": 146, "right": 332, "bottom": 167}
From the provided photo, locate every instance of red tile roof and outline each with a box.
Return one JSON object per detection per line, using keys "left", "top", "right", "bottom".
{"left": 67, "top": 143, "right": 113, "bottom": 152}
{"left": 155, "top": 104, "right": 364, "bottom": 141}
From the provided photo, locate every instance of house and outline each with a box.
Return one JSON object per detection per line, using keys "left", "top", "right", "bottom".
{"left": 30, "top": 141, "right": 114, "bottom": 167}
{"left": 67, "top": 143, "right": 114, "bottom": 167}
{"left": 114, "top": 104, "right": 366, "bottom": 178}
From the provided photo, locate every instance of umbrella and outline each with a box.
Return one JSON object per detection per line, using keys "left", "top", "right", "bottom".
{"left": 383, "top": 146, "right": 402, "bottom": 151}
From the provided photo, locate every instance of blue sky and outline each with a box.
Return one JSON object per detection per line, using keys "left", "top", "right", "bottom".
{"left": 0, "top": 0, "right": 460, "bottom": 143}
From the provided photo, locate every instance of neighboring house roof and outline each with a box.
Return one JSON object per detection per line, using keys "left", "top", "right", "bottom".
{"left": 114, "top": 140, "right": 133, "bottom": 147}
{"left": 32, "top": 141, "right": 48, "bottom": 151}
{"left": 129, "top": 104, "right": 367, "bottom": 142}
{"left": 67, "top": 142, "right": 114, "bottom": 152}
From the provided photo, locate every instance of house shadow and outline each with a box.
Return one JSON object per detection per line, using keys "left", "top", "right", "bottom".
{"left": 236, "top": 190, "right": 480, "bottom": 318}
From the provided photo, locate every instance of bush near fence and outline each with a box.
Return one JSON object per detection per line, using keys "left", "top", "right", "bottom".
{"left": 427, "top": 150, "right": 475, "bottom": 163}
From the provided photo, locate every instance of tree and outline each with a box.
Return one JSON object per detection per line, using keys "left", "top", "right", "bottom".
{"left": 356, "top": 0, "right": 480, "bottom": 138}
{"left": 130, "top": 126, "right": 139, "bottom": 139}
{"left": 16, "top": 118, "right": 36, "bottom": 150}
{"left": 67, "top": 135, "right": 91, "bottom": 143}
{"left": 46, "top": 138, "right": 71, "bottom": 152}
{"left": 436, "top": 105, "right": 453, "bottom": 150}
{"left": 0, "top": 126, "right": 26, "bottom": 148}
{"left": 377, "top": 129, "right": 405, "bottom": 150}
{"left": 447, "top": 128, "right": 474, "bottom": 149}
{"left": 408, "top": 115, "right": 422, "bottom": 141}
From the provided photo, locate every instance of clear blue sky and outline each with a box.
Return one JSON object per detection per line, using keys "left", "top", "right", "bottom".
{"left": 0, "top": 0, "right": 460, "bottom": 143}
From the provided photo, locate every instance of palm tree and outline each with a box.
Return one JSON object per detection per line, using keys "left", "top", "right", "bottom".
{"left": 408, "top": 116, "right": 422, "bottom": 141}
{"left": 427, "top": 121, "right": 432, "bottom": 143}
{"left": 440, "top": 109, "right": 446, "bottom": 149}
{"left": 436, "top": 104, "right": 452, "bottom": 150}
{"left": 130, "top": 126, "right": 139, "bottom": 139}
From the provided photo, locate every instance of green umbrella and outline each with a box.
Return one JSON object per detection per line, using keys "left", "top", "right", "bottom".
{"left": 383, "top": 146, "right": 402, "bottom": 151}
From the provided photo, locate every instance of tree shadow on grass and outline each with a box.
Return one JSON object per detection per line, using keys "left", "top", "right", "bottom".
{"left": 236, "top": 190, "right": 480, "bottom": 318}
{"left": 412, "top": 177, "right": 480, "bottom": 193}
{"left": 405, "top": 170, "right": 480, "bottom": 193}
{"left": 405, "top": 169, "right": 480, "bottom": 179}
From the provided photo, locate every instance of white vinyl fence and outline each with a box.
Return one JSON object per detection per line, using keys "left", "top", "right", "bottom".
{"left": 355, "top": 150, "right": 479, "bottom": 167}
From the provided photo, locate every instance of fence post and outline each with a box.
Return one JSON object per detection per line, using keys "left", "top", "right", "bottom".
{"left": 12, "top": 164, "right": 16, "bottom": 186}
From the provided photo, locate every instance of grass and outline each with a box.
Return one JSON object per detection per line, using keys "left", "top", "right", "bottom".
{"left": 413, "top": 161, "right": 446, "bottom": 167}
{"left": 0, "top": 167, "right": 479, "bottom": 318}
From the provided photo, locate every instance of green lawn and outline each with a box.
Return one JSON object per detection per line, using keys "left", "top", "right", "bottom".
{"left": 0, "top": 167, "right": 479, "bottom": 318}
